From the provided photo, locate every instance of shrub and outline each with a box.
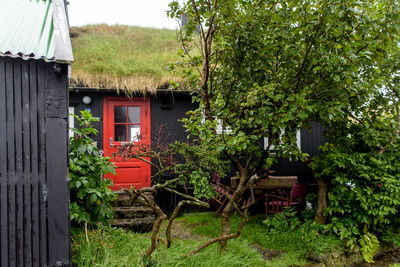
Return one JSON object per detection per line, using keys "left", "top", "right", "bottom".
{"left": 313, "top": 113, "right": 400, "bottom": 262}
{"left": 69, "top": 111, "right": 117, "bottom": 227}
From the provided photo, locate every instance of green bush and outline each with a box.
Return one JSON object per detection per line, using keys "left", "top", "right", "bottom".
{"left": 313, "top": 114, "right": 400, "bottom": 262}
{"left": 69, "top": 111, "right": 117, "bottom": 227}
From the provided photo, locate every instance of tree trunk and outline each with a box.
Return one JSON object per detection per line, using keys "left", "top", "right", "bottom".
{"left": 315, "top": 178, "right": 328, "bottom": 224}
{"left": 219, "top": 171, "right": 248, "bottom": 250}
{"left": 219, "top": 201, "right": 233, "bottom": 250}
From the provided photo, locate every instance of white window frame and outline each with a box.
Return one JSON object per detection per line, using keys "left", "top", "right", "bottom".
{"left": 68, "top": 107, "right": 74, "bottom": 138}
{"left": 201, "top": 112, "right": 232, "bottom": 135}
{"left": 264, "top": 130, "right": 301, "bottom": 150}
{"left": 215, "top": 118, "right": 232, "bottom": 135}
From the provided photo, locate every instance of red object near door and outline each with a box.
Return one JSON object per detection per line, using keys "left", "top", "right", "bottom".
{"left": 103, "top": 97, "right": 151, "bottom": 190}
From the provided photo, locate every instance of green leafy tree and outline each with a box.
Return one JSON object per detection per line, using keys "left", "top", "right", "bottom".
{"left": 113, "top": 126, "right": 215, "bottom": 259}
{"left": 69, "top": 111, "right": 117, "bottom": 228}
{"left": 312, "top": 83, "right": 400, "bottom": 261}
{"left": 168, "top": 0, "right": 399, "bottom": 253}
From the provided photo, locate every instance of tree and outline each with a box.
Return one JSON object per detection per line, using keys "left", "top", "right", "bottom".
{"left": 311, "top": 42, "right": 400, "bottom": 261}
{"left": 114, "top": 126, "right": 220, "bottom": 259}
{"left": 168, "top": 0, "right": 399, "bottom": 252}
{"left": 69, "top": 111, "right": 117, "bottom": 228}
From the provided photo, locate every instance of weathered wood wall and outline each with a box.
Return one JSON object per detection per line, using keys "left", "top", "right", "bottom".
{"left": 0, "top": 57, "right": 70, "bottom": 267}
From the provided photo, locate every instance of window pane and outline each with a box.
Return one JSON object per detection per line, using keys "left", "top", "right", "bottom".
{"left": 128, "top": 107, "right": 140, "bottom": 123}
{"left": 115, "top": 125, "right": 126, "bottom": 141}
{"left": 114, "top": 107, "right": 126, "bottom": 123}
{"left": 128, "top": 125, "right": 141, "bottom": 142}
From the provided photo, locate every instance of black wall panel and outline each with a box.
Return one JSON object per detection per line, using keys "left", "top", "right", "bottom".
{"left": 272, "top": 121, "right": 325, "bottom": 183}
{"left": 69, "top": 90, "right": 325, "bottom": 210}
{"left": 69, "top": 91, "right": 195, "bottom": 150}
{"left": 0, "top": 57, "right": 70, "bottom": 267}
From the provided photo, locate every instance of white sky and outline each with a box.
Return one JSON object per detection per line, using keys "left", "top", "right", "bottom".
{"left": 67, "top": 0, "right": 179, "bottom": 29}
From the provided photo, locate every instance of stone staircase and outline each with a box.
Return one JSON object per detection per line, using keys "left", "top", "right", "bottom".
{"left": 111, "top": 191, "right": 155, "bottom": 232}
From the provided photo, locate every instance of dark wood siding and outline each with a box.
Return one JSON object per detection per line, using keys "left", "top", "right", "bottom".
{"left": 69, "top": 90, "right": 104, "bottom": 147}
{"left": 69, "top": 90, "right": 325, "bottom": 209}
{"left": 272, "top": 121, "right": 325, "bottom": 183}
{"left": 150, "top": 93, "right": 195, "bottom": 143}
{"left": 69, "top": 91, "right": 196, "bottom": 213}
{"left": 150, "top": 93, "right": 196, "bottom": 213}
{"left": 0, "top": 57, "right": 70, "bottom": 267}
{"left": 69, "top": 91, "right": 195, "bottom": 149}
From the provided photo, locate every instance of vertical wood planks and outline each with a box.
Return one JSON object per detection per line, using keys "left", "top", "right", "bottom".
{"left": 0, "top": 51, "right": 8, "bottom": 267}
{"left": 14, "top": 57, "right": 24, "bottom": 267}
{"left": 0, "top": 57, "right": 70, "bottom": 266}
{"left": 22, "top": 61, "right": 32, "bottom": 267}
{"left": 5, "top": 57, "right": 17, "bottom": 267}
{"left": 37, "top": 59, "right": 48, "bottom": 267}
{"left": 29, "top": 60, "right": 40, "bottom": 267}
{"left": 45, "top": 63, "right": 70, "bottom": 266}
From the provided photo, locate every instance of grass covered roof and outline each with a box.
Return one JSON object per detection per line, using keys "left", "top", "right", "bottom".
{"left": 69, "top": 24, "right": 181, "bottom": 93}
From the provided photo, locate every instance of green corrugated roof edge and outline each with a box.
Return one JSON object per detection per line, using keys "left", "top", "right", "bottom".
{"left": 0, "top": 0, "right": 73, "bottom": 64}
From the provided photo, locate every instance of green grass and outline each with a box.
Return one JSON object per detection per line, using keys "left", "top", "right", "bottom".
{"left": 70, "top": 24, "right": 181, "bottom": 91}
{"left": 178, "top": 213, "right": 343, "bottom": 267}
{"left": 72, "top": 213, "right": 343, "bottom": 267}
{"left": 72, "top": 226, "right": 266, "bottom": 267}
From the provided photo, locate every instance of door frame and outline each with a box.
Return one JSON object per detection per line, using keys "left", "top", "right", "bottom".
{"left": 102, "top": 96, "right": 151, "bottom": 188}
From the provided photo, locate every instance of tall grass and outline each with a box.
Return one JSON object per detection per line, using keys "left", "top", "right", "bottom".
{"left": 72, "top": 213, "right": 343, "bottom": 267}
{"left": 179, "top": 213, "right": 343, "bottom": 266}
{"left": 70, "top": 24, "right": 181, "bottom": 92}
{"left": 72, "top": 226, "right": 266, "bottom": 267}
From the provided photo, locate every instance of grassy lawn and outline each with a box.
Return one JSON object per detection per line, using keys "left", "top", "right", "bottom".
{"left": 72, "top": 212, "right": 343, "bottom": 267}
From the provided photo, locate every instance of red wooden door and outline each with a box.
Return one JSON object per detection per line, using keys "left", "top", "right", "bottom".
{"left": 103, "top": 97, "right": 151, "bottom": 190}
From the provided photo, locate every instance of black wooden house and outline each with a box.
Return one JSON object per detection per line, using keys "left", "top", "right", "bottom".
{"left": 0, "top": 0, "right": 73, "bottom": 266}
{"left": 68, "top": 25, "right": 325, "bottom": 211}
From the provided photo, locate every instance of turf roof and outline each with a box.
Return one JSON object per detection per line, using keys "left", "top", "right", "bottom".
{"left": 69, "top": 24, "right": 181, "bottom": 93}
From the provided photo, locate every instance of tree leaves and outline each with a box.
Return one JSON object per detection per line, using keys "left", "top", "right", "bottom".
{"left": 69, "top": 111, "right": 117, "bottom": 227}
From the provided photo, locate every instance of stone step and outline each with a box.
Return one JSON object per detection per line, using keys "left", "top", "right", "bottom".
{"left": 111, "top": 218, "right": 154, "bottom": 233}
{"left": 112, "top": 191, "right": 154, "bottom": 207}
{"left": 113, "top": 206, "right": 155, "bottom": 219}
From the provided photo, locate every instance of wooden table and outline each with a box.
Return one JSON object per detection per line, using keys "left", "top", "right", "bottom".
{"left": 230, "top": 175, "right": 298, "bottom": 190}
{"left": 230, "top": 176, "right": 298, "bottom": 205}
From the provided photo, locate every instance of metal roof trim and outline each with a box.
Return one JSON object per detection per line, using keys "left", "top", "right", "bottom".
{"left": 0, "top": 0, "right": 73, "bottom": 64}
{"left": 52, "top": 0, "right": 73, "bottom": 64}
{"left": 0, "top": 51, "right": 56, "bottom": 62}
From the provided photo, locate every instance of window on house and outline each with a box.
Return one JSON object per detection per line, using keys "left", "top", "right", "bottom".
{"left": 201, "top": 112, "right": 232, "bottom": 135}
{"left": 216, "top": 118, "right": 232, "bottom": 134}
{"left": 264, "top": 130, "right": 301, "bottom": 150}
{"left": 68, "top": 107, "right": 74, "bottom": 138}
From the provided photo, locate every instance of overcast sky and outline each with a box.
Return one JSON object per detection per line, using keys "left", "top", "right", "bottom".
{"left": 68, "top": 0, "right": 179, "bottom": 29}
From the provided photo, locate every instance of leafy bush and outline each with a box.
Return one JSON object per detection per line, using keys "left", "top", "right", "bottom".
{"left": 313, "top": 112, "right": 400, "bottom": 262}
{"left": 263, "top": 208, "right": 302, "bottom": 233}
{"left": 263, "top": 208, "right": 328, "bottom": 242}
{"left": 69, "top": 111, "right": 117, "bottom": 227}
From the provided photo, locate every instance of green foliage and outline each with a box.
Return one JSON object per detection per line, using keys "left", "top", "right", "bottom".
{"left": 169, "top": 0, "right": 399, "bottom": 259}
{"left": 263, "top": 208, "right": 302, "bottom": 233}
{"left": 359, "top": 233, "right": 380, "bottom": 263}
{"left": 168, "top": 0, "right": 400, "bottom": 185}
{"left": 71, "top": 225, "right": 266, "bottom": 267}
{"left": 69, "top": 111, "right": 117, "bottom": 227}
{"left": 71, "top": 214, "right": 343, "bottom": 267}
{"left": 69, "top": 24, "right": 181, "bottom": 90}
{"left": 263, "top": 208, "right": 332, "bottom": 247}
{"left": 179, "top": 213, "right": 342, "bottom": 266}
{"left": 172, "top": 141, "right": 228, "bottom": 199}
{"left": 313, "top": 97, "right": 400, "bottom": 262}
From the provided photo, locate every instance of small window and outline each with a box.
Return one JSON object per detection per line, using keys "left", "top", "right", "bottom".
{"left": 114, "top": 106, "right": 141, "bottom": 142}
{"left": 264, "top": 130, "right": 301, "bottom": 150}
{"left": 68, "top": 107, "right": 74, "bottom": 138}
